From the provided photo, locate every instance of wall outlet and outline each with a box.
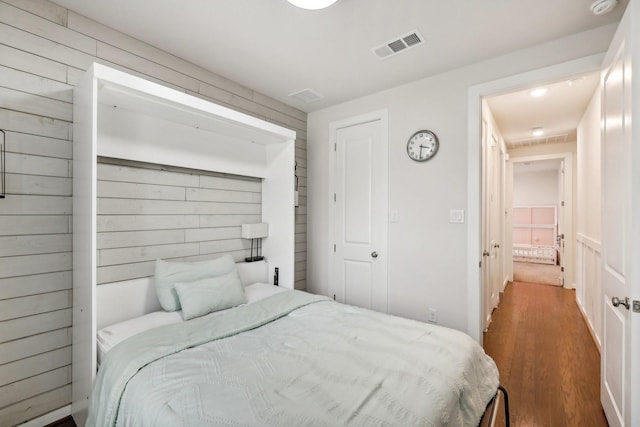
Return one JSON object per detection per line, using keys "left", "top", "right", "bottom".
{"left": 428, "top": 308, "right": 437, "bottom": 323}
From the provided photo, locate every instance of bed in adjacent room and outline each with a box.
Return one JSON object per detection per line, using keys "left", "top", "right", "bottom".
{"left": 87, "top": 256, "right": 506, "bottom": 427}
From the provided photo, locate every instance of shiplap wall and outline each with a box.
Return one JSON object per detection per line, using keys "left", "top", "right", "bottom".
{"left": 0, "top": 1, "right": 307, "bottom": 425}
{"left": 97, "top": 159, "right": 262, "bottom": 283}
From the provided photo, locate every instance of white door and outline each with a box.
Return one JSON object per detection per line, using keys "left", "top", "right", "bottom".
{"left": 482, "top": 122, "right": 501, "bottom": 330}
{"left": 489, "top": 134, "right": 502, "bottom": 309}
{"left": 557, "top": 161, "right": 565, "bottom": 285}
{"left": 600, "top": 4, "right": 640, "bottom": 426}
{"left": 333, "top": 118, "right": 388, "bottom": 312}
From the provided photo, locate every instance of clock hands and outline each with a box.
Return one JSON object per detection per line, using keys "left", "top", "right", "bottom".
{"left": 418, "top": 143, "right": 433, "bottom": 159}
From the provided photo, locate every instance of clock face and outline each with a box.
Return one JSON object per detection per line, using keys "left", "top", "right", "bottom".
{"left": 407, "top": 130, "right": 439, "bottom": 162}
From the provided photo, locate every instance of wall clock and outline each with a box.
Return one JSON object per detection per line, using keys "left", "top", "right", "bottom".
{"left": 406, "top": 130, "right": 439, "bottom": 162}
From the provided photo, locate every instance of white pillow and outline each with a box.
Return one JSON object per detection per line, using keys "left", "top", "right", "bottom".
{"left": 174, "top": 271, "right": 247, "bottom": 320}
{"left": 154, "top": 254, "right": 237, "bottom": 312}
{"left": 96, "top": 310, "right": 182, "bottom": 364}
{"left": 96, "top": 283, "right": 287, "bottom": 362}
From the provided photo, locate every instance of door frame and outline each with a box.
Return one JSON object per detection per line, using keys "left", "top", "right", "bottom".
{"left": 327, "top": 109, "right": 389, "bottom": 308}
{"left": 466, "top": 54, "right": 604, "bottom": 342}
{"left": 506, "top": 152, "right": 574, "bottom": 288}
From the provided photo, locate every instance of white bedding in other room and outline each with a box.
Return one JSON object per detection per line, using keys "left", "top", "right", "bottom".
{"left": 97, "top": 283, "right": 285, "bottom": 364}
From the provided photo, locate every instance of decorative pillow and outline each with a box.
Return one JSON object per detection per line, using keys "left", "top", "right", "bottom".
{"left": 154, "top": 254, "right": 236, "bottom": 311}
{"left": 174, "top": 271, "right": 247, "bottom": 320}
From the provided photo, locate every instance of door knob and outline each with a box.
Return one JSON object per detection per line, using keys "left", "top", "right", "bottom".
{"left": 612, "top": 296, "right": 630, "bottom": 310}
{"left": 482, "top": 250, "right": 490, "bottom": 257}
{"left": 371, "top": 251, "right": 378, "bottom": 258}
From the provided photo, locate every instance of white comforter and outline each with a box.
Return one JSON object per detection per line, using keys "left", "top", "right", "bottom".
{"left": 89, "top": 291, "right": 499, "bottom": 426}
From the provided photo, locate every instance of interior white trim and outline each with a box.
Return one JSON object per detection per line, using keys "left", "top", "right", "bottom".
{"left": 466, "top": 53, "right": 605, "bottom": 343}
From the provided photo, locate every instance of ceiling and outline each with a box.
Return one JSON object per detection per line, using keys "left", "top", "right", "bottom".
{"left": 486, "top": 72, "right": 601, "bottom": 150}
{"left": 513, "top": 159, "right": 563, "bottom": 173}
{"left": 51, "top": 0, "right": 627, "bottom": 113}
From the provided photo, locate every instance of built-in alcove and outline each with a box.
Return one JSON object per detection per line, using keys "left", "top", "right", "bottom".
{"left": 72, "top": 63, "right": 296, "bottom": 423}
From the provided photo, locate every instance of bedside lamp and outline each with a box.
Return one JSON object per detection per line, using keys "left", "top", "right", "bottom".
{"left": 242, "top": 223, "right": 268, "bottom": 262}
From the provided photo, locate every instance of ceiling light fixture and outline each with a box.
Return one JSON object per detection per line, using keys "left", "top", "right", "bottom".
{"left": 590, "top": 0, "right": 617, "bottom": 15}
{"left": 529, "top": 88, "right": 548, "bottom": 98}
{"left": 287, "top": 0, "right": 338, "bottom": 10}
{"left": 532, "top": 127, "right": 545, "bottom": 137}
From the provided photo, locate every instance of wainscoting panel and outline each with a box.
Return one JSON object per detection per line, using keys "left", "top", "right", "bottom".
{"left": 575, "top": 233, "right": 602, "bottom": 349}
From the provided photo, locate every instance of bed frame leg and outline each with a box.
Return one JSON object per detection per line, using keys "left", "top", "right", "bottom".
{"left": 498, "top": 385, "right": 510, "bottom": 427}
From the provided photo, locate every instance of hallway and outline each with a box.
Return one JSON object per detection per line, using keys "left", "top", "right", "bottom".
{"left": 483, "top": 282, "right": 607, "bottom": 426}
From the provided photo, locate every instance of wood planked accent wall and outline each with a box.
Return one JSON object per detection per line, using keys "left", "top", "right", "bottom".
{"left": 97, "top": 159, "right": 262, "bottom": 284}
{"left": 0, "top": 1, "right": 307, "bottom": 425}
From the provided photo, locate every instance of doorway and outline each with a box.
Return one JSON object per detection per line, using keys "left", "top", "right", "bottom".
{"left": 511, "top": 158, "right": 565, "bottom": 287}
{"left": 472, "top": 67, "right": 599, "bottom": 330}
{"left": 328, "top": 110, "right": 389, "bottom": 313}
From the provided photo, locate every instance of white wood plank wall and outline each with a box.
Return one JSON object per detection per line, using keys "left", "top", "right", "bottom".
{"left": 0, "top": 1, "right": 307, "bottom": 425}
{"left": 96, "top": 159, "right": 264, "bottom": 283}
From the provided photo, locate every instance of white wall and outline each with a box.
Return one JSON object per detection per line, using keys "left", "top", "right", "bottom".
{"left": 575, "top": 87, "right": 603, "bottom": 348}
{"left": 513, "top": 170, "right": 559, "bottom": 206}
{"left": 307, "top": 24, "right": 615, "bottom": 333}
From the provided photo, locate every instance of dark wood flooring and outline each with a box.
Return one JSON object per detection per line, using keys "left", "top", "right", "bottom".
{"left": 484, "top": 281, "right": 608, "bottom": 426}
{"left": 44, "top": 415, "right": 76, "bottom": 427}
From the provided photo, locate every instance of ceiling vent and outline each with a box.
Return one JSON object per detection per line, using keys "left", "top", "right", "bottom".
{"left": 372, "top": 30, "right": 425, "bottom": 60}
{"left": 506, "top": 132, "right": 569, "bottom": 149}
{"left": 288, "top": 88, "right": 324, "bottom": 103}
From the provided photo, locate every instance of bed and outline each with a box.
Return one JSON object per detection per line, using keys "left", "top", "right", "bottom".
{"left": 512, "top": 243, "right": 558, "bottom": 265}
{"left": 85, "top": 256, "right": 507, "bottom": 427}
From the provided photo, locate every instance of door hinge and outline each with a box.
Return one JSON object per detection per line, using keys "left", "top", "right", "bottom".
{"left": 333, "top": 244, "right": 336, "bottom": 252}
{"left": 334, "top": 193, "right": 336, "bottom": 202}
{"left": 333, "top": 294, "right": 336, "bottom": 301}
{"left": 334, "top": 143, "right": 337, "bottom": 152}
{"left": 561, "top": 201, "right": 565, "bottom": 206}
{"left": 561, "top": 267, "right": 564, "bottom": 272}
{"left": 479, "top": 261, "right": 482, "bottom": 268}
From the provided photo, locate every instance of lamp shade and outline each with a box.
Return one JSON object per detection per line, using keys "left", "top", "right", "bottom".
{"left": 241, "top": 223, "right": 269, "bottom": 239}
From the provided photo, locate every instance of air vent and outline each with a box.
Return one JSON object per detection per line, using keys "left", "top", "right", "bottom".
{"left": 288, "top": 88, "right": 324, "bottom": 103}
{"left": 372, "top": 30, "right": 426, "bottom": 60}
{"left": 506, "top": 133, "right": 569, "bottom": 149}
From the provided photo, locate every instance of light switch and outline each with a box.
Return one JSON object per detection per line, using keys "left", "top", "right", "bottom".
{"left": 449, "top": 209, "right": 465, "bottom": 224}
{"left": 390, "top": 209, "right": 399, "bottom": 223}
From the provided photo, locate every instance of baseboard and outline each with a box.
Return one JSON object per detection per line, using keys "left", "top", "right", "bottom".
{"left": 17, "top": 405, "right": 71, "bottom": 427}
{"left": 575, "top": 297, "right": 601, "bottom": 353}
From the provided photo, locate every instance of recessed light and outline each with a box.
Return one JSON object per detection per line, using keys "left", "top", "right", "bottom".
{"left": 287, "top": 0, "right": 338, "bottom": 9}
{"left": 590, "top": 0, "right": 617, "bottom": 15}
{"left": 567, "top": 77, "right": 586, "bottom": 87}
{"left": 532, "top": 127, "right": 545, "bottom": 137}
{"left": 529, "top": 88, "right": 548, "bottom": 98}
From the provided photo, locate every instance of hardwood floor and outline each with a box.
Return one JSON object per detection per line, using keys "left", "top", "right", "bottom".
{"left": 483, "top": 282, "right": 608, "bottom": 427}
{"left": 44, "top": 416, "right": 76, "bottom": 427}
